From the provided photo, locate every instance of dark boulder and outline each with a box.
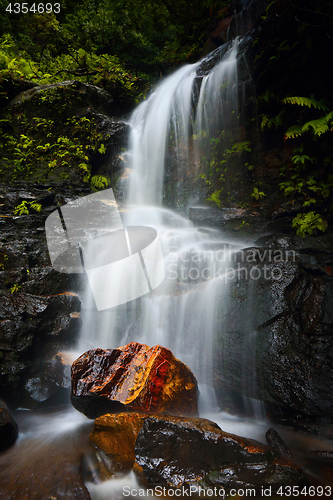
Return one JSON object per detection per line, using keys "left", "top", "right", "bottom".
{"left": 0, "top": 399, "right": 18, "bottom": 451}
{"left": 9, "top": 80, "right": 115, "bottom": 119}
{"left": 134, "top": 415, "right": 306, "bottom": 492}
{"left": 71, "top": 342, "right": 198, "bottom": 419}
{"left": 23, "top": 352, "right": 72, "bottom": 408}
{"left": 266, "top": 428, "right": 292, "bottom": 458}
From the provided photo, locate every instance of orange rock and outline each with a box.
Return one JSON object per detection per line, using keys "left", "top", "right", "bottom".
{"left": 71, "top": 342, "right": 198, "bottom": 419}
{"left": 90, "top": 412, "right": 147, "bottom": 473}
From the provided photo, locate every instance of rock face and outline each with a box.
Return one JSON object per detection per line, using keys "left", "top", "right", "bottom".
{"left": 0, "top": 184, "right": 84, "bottom": 407}
{"left": 135, "top": 415, "right": 305, "bottom": 492}
{"left": 10, "top": 80, "right": 115, "bottom": 119}
{"left": 71, "top": 342, "right": 198, "bottom": 419}
{"left": 0, "top": 399, "right": 18, "bottom": 451}
{"left": 213, "top": 236, "right": 333, "bottom": 420}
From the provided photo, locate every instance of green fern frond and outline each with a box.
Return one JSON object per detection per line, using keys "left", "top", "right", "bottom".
{"left": 90, "top": 175, "right": 109, "bottom": 192}
{"left": 302, "top": 116, "right": 330, "bottom": 136}
{"left": 284, "top": 125, "right": 303, "bottom": 139}
{"left": 282, "top": 96, "right": 328, "bottom": 111}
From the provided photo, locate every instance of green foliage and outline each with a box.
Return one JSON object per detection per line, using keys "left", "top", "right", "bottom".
{"left": 1, "top": 1, "right": 227, "bottom": 75}
{"left": 9, "top": 283, "right": 21, "bottom": 293}
{"left": 254, "top": 0, "right": 333, "bottom": 236}
{"left": 284, "top": 109, "right": 333, "bottom": 139}
{"left": 251, "top": 187, "right": 266, "bottom": 200}
{"left": 282, "top": 96, "right": 328, "bottom": 110}
{"left": 1, "top": 115, "right": 106, "bottom": 182}
{"left": 90, "top": 175, "right": 109, "bottom": 191}
{"left": 273, "top": 96, "right": 333, "bottom": 235}
{"left": 199, "top": 138, "right": 253, "bottom": 209}
{"left": 0, "top": 252, "right": 8, "bottom": 271}
{"left": 206, "top": 190, "right": 222, "bottom": 208}
{"left": 0, "top": 33, "right": 142, "bottom": 105}
{"left": 14, "top": 200, "right": 42, "bottom": 215}
{"left": 260, "top": 111, "right": 285, "bottom": 131}
{"left": 292, "top": 212, "right": 328, "bottom": 237}
{"left": 0, "top": 34, "right": 37, "bottom": 83}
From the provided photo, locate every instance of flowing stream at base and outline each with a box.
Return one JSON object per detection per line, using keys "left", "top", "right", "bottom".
{"left": 2, "top": 39, "right": 333, "bottom": 498}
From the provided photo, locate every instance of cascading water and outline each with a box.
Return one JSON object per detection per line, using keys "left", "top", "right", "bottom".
{"left": 79, "top": 39, "right": 245, "bottom": 410}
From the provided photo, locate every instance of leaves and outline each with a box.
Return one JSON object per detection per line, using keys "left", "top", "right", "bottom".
{"left": 14, "top": 200, "right": 42, "bottom": 215}
{"left": 292, "top": 212, "right": 328, "bottom": 237}
{"left": 282, "top": 96, "right": 328, "bottom": 111}
{"left": 251, "top": 187, "right": 266, "bottom": 200}
{"left": 2, "top": 116, "right": 105, "bottom": 182}
{"left": 90, "top": 175, "right": 109, "bottom": 191}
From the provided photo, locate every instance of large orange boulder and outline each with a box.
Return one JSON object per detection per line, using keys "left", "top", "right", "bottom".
{"left": 71, "top": 342, "right": 198, "bottom": 419}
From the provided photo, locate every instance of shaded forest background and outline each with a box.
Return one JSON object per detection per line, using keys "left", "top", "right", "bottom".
{"left": 0, "top": 0, "right": 333, "bottom": 236}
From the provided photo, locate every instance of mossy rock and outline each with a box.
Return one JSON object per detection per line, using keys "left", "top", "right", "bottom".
{"left": 9, "top": 80, "right": 114, "bottom": 123}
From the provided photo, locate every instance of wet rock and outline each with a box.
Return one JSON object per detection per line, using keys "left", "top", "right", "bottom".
{"left": 189, "top": 206, "right": 265, "bottom": 233}
{"left": 0, "top": 183, "right": 86, "bottom": 407}
{"left": 23, "top": 352, "right": 72, "bottom": 408}
{"left": 0, "top": 291, "right": 81, "bottom": 405}
{"left": 134, "top": 415, "right": 305, "bottom": 491}
{"left": 213, "top": 245, "right": 333, "bottom": 420}
{"left": 229, "top": 0, "right": 270, "bottom": 39}
{"left": 0, "top": 399, "right": 18, "bottom": 451}
{"left": 90, "top": 412, "right": 148, "bottom": 475}
{"left": 266, "top": 428, "right": 292, "bottom": 458}
{"left": 71, "top": 342, "right": 198, "bottom": 419}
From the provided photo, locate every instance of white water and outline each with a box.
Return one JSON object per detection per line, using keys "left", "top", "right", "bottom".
{"left": 128, "top": 62, "right": 199, "bottom": 205}
{"left": 79, "top": 40, "right": 247, "bottom": 405}
{"left": 195, "top": 40, "right": 239, "bottom": 166}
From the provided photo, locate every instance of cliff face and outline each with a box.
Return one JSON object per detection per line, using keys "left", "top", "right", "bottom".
{"left": 211, "top": 233, "right": 333, "bottom": 421}
{"left": 0, "top": 184, "right": 86, "bottom": 407}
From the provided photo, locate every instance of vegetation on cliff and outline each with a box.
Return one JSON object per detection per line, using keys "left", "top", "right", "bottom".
{"left": 199, "top": 0, "right": 333, "bottom": 236}
{"left": 0, "top": 0, "right": 333, "bottom": 235}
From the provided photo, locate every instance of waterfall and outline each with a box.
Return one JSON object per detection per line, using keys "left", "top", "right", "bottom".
{"left": 127, "top": 62, "right": 199, "bottom": 206}
{"left": 79, "top": 39, "right": 246, "bottom": 411}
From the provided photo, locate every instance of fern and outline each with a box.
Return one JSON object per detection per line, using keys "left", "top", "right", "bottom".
{"left": 282, "top": 96, "right": 328, "bottom": 111}
{"left": 285, "top": 111, "right": 333, "bottom": 139}
{"left": 14, "top": 200, "right": 42, "bottom": 215}
{"left": 284, "top": 125, "right": 303, "bottom": 139}
{"left": 302, "top": 116, "right": 330, "bottom": 136}
{"left": 292, "top": 212, "right": 328, "bottom": 237}
{"left": 90, "top": 175, "right": 109, "bottom": 192}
